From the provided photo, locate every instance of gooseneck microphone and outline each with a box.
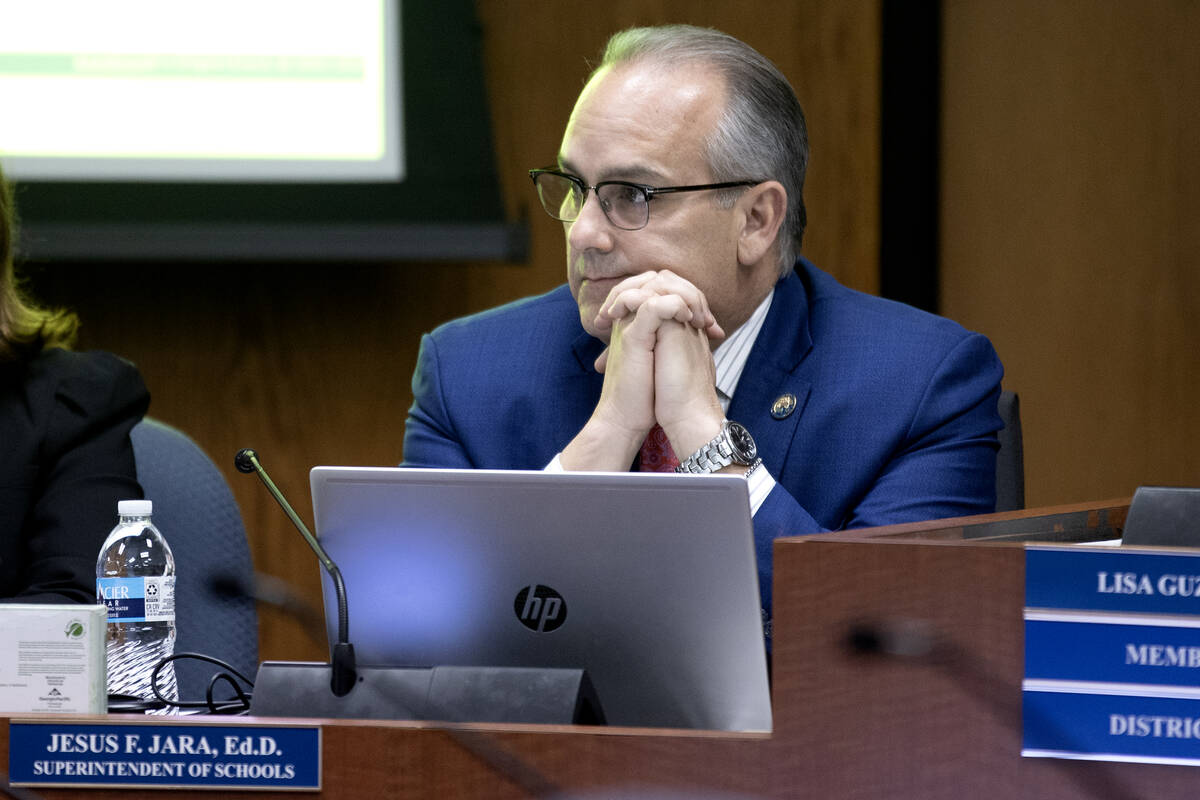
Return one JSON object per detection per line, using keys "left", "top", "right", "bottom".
{"left": 234, "top": 448, "right": 357, "bottom": 697}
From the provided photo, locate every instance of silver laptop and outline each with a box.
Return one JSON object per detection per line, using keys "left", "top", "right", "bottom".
{"left": 309, "top": 466, "right": 772, "bottom": 731}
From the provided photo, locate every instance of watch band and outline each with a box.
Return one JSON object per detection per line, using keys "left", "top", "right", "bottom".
{"left": 675, "top": 420, "right": 757, "bottom": 474}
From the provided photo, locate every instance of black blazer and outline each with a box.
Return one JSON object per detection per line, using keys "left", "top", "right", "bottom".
{"left": 0, "top": 349, "right": 149, "bottom": 602}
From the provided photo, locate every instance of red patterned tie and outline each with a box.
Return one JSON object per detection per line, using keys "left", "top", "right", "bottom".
{"left": 638, "top": 424, "right": 680, "bottom": 472}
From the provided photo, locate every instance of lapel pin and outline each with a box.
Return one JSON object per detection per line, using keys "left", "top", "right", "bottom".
{"left": 770, "top": 393, "right": 797, "bottom": 420}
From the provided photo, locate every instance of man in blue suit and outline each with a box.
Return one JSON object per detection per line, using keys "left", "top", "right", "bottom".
{"left": 403, "top": 25, "right": 1003, "bottom": 621}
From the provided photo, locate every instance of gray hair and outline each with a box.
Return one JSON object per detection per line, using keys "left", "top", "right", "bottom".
{"left": 597, "top": 25, "right": 809, "bottom": 276}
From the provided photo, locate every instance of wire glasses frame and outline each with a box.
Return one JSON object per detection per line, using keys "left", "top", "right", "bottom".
{"left": 528, "top": 168, "right": 758, "bottom": 231}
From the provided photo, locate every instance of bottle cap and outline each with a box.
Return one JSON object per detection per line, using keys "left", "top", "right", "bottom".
{"left": 117, "top": 499, "right": 153, "bottom": 516}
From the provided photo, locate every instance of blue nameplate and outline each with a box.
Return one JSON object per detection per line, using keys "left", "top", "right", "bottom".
{"left": 1023, "top": 688, "right": 1200, "bottom": 766}
{"left": 1024, "top": 545, "right": 1200, "bottom": 766}
{"left": 1026, "top": 546, "right": 1200, "bottom": 614}
{"left": 8, "top": 720, "right": 320, "bottom": 791}
{"left": 1026, "top": 615, "right": 1200, "bottom": 687}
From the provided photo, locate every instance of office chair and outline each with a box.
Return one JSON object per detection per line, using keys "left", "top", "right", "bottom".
{"left": 995, "top": 391, "right": 1025, "bottom": 512}
{"left": 130, "top": 418, "right": 259, "bottom": 699}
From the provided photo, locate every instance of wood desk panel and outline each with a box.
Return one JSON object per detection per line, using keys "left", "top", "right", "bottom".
{"left": 6, "top": 501, "right": 1197, "bottom": 798}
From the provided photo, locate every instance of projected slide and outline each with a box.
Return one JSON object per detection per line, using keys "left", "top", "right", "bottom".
{"left": 0, "top": 0, "right": 402, "bottom": 182}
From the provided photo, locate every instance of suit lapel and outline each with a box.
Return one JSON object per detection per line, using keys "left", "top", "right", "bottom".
{"left": 551, "top": 330, "right": 606, "bottom": 452}
{"left": 727, "top": 271, "right": 813, "bottom": 477}
{"left": 570, "top": 329, "right": 606, "bottom": 374}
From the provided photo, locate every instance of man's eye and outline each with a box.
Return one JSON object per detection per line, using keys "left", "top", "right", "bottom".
{"left": 607, "top": 185, "right": 646, "bottom": 206}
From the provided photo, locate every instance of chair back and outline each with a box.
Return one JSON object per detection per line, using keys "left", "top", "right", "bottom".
{"left": 130, "top": 418, "right": 259, "bottom": 697}
{"left": 996, "top": 391, "right": 1026, "bottom": 512}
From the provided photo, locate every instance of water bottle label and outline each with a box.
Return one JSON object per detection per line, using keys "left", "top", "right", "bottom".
{"left": 97, "top": 576, "right": 176, "bottom": 622}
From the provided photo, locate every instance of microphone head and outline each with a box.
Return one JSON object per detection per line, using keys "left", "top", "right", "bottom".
{"left": 234, "top": 448, "right": 258, "bottom": 474}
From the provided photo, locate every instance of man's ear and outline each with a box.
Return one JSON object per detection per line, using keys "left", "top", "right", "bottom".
{"left": 735, "top": 180, "right": 787, "bottom": 267}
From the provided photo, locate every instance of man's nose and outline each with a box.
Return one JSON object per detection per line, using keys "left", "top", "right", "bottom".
{"left": 566, "top": 190, "right": 615, "bottom": 252}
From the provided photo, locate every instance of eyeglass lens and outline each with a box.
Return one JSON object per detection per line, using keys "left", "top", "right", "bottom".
{"left": 535, "top": 174, "right": 649, "bottom": 230}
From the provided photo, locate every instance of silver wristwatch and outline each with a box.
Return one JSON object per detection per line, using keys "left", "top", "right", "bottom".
{"left": 675, "top": 420, "right": 758, "bottom": 474}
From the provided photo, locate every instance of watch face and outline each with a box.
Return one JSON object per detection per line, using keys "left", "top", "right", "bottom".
{"left": 727, "top": 421, "right": 757, "bottom": 461}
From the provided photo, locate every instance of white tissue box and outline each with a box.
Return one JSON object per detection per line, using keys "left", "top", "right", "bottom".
{"left": 0, "top": 603, "right": 106, "bottom": 714}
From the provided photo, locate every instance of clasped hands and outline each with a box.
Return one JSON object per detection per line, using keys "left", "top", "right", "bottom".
{"left": 561, "top": 270, "right": 729, "bottom": 472}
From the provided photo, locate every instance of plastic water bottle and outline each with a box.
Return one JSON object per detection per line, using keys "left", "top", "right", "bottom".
{"left": 96, "top": 499, "right": 178, "bottom": 708}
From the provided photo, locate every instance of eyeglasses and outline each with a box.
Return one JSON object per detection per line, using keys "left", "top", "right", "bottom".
{"left": 528, "top": 168, "right": 758, "bottom": 231}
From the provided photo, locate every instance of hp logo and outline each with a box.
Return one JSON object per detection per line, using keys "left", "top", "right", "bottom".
{"left": 514, "top": 584, "right": 567, "bottom": 632}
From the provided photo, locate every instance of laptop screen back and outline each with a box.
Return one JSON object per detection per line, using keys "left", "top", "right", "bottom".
{"left": 309, "top": 466, "right": 772, "bottom": 731}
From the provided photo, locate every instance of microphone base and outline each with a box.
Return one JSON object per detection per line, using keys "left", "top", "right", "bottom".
{"left": 250, "top": 661, "right": 605, "bottom": 724}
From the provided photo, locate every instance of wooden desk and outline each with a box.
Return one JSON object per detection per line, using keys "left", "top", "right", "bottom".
{"left": 6, "top": 499, "right": 1195, "bottom": 798}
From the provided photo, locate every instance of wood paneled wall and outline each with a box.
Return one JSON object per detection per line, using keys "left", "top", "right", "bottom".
{"left": 35, "top": 0, "right": 1196, "bottom": 671}
{"left": 941, "top": 0, "right": 1200, "bottom": 507}
{"left": 29, "top": 2, "right": 882, "bottom": 662}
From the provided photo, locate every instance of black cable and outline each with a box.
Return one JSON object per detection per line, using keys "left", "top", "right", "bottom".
{"left": 107, "top": 652, "right": 255, "bottom": 715}
{"left": 206, "top": 671, "right": 252, "bottom": 713}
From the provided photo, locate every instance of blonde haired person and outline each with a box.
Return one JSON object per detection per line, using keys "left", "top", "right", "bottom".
{"left": 0, "top": 163, "right": 149, "bottom": 602}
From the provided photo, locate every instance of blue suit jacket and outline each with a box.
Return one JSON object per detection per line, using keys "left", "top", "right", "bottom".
{"left": 403, "top": 259, "right": 1003, "bottom": 617}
